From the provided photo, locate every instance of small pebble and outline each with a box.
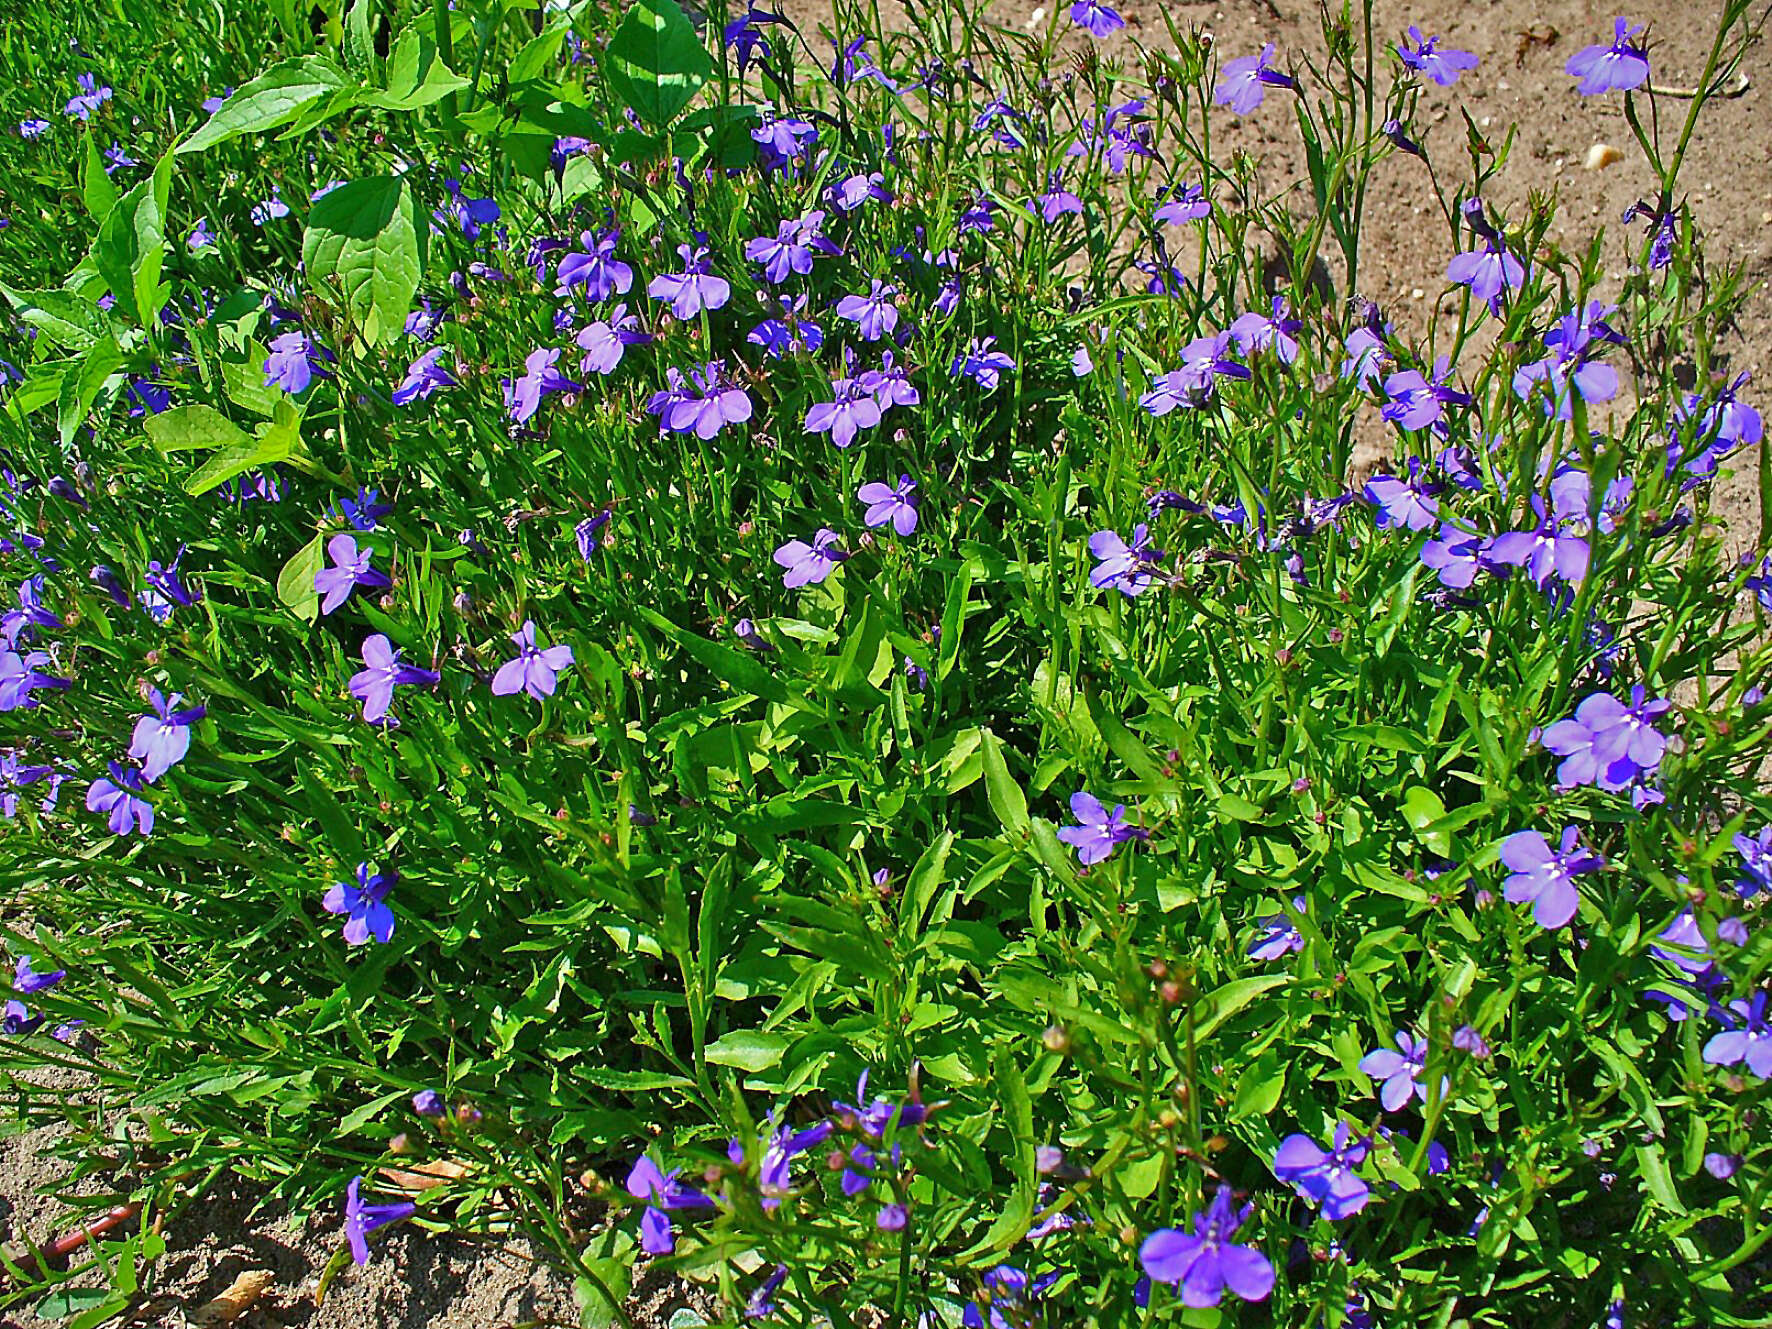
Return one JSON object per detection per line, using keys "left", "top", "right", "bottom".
{"left": 1410, "top": 287, "right": 1424, "bottom": 300}
{"left": 1585, "top": 143, "right": 1624, "bottom": 170}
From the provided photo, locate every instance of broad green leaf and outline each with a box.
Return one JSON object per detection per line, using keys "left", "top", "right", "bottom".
{"left": 1193, "top": 975, "right": 1290, "bottom": 1040}
{"left": 1400, "top": 786, "right": 1453, "bottom": 856}
{"left": 55, "top": 333, "right": 125, "bottom": 447}
{"left": 82, "top": 133, "right": 118, "bottom": 221}
{"left": 92, "top": 153, "right": 172, "bottom": 326}
{"left": 342, "top": 0, "right": 380, "bottom": 79}
{"left": 0, "top": 285, "right": 106, "bottom": 352}
{"left": 370, "top": 29, "right": 469, "bottom": 110}
{"left": 144, "top": 404, "right": 252, "bottom": 453}
{"left": 636, "top": 605, "right": 789, "bottom": 705}
{"left": 301, "top": 177, "right": 422, "bottom": 346}
{"left": 604, "top": 0, "right": 715, "bottom": 128}
{"left": 278, "top": 533, "right": 326, "bottom": 623}
{"left": 980, "top": 728, "right": 1030, "bottom": 840}
{"left": 703, "top": 1029, "right": 788, "bottom": 1072}
{"left": 184, "top": 405, "right": 303, "bottom": 495}
{"left": 178, "top": 56, "right": 353, "bottom": 154}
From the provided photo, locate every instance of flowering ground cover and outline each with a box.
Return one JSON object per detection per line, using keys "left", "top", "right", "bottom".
{"left": 0, "top": 0, "right": 1770, "bottom": 1324}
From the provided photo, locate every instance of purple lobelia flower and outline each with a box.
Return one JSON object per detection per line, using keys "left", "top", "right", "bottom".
{"left": 1088, "top": 525, "right": 1162, "bottom": 597}
{"left": 1066, "top": 99, "right": 1152, "bottom": 174}
{"left": 1447, "top": 241, "right": 1526, "bottom": 316}
{"left": 1250, "top": 897, "right": 1306, "bottom": 960}
{"left": 1734, "top": 826, "right": 1772, "bottom": 898}
{"left": 1138, "top": 255, "right": 1191, "bottom": 296}
{"left": 1420, "top": 522, "right": 1487, "bottom": 589}
{"left": 1567, "top": 19, "right": 1650, "bottom": 94}
{"left": 752, "top": 113, "right": 818, "bottom": 172}
{"left": 626, "top": 1156, "right": 715, "bottom": 1255}
{"left": 1274, "top": 1123, "right": 1372, "bottom": 1220}
{"left": 412, "top": 1089, "right": 445, "bottom": 1117}
{"left": 435, "top": 179, "right": 499, "bottom": 238}
{"left": 1215, "top": 44, "right": 1295, "bottom": 114}
{"left": 1228, "top": 296, "right": 1302, "bottom": 364}
{"left": 491, "top": 621, "right": 574, "bottom": 700}
{"left": 2, "top": 576, "right": 60, "bottom": 647}
{"left": 774, "top": 529, "right": 848, "bottom": 588}
{"left": 1359, "top": 1028, "right": 1434, "bottom": 1110}
{"left": 554, "top": 230, "right": 633, "bottom": 301}
{"left": 263, "top": 332, "right": 330, "bottom": 395}
{"left": 1365, "top": 458, "right": 1441, "bottom": 532}
{"left": 1499, "top": 824, "right": 1601, "bottom": 928}
{"left": 1514, "top": 303, "right": 1623, "bottom": 420}
{"left": 129, "top": 688, "right": 205, "bottom": 782}
{"left": 858, "top": 475, "right": 919, "bottom": 535}
{"left": 1069, "top": 0, "right": 1125, "bottom": 36}
{"left": 349, "top": 634, "right": 440, "bottom": 726}
{"left": 648, "top": 242, "right": 731, "bottom": 318}
{"left": 831, "top": 170, "right": 894, "bottom": 213}
{"left": 336, "top": 488, "right": 392, "bottom": 532}
{"left": 576, "top": 303, "right": 651, "bottom": 374}
{"left": 745, "top": 211, "right": 839, "bottom": 284}
{"left": 836, "top": 280, "right": 901, "bottom": 341}
{"left": 1381, "top": 357, "right": 1469, "bottom": 431}
{"left": 728, "top": 1118, "right": 833, "bottom": 1209}
{"left": 724, "top": 6, "right": 786, "bottom": 78}
{"left": 1140, "top": 335, "right": 1247, "bottom": 414}
{"left": 962, "top": 1266, "right": 1061, "bottom": 1328}
{"left": 1139, "top": 1185, "right": 1275, "bottom": 1309}
{"left": 957, "top": 191, "right": 998, "bottom": 235}
{"left": 250, "top": 188, "right": 290, "bottom": 226}
{"left": 19, "top": 119, "right": 50, "bottom": 139}
{"left": 950, "top": 337, "right": 1016, "bottom": 392}
{"left": 14, "top": 954, "right": 65, "bottom": 994}
{"left": 503, "top": 348, "right": 582, "bottom": 425}
{"left": 1703, "top": 990, "right": 1772, "bottom": 1078}
{"left": 1056, "top": 791, "right": 1144, "bottom": 864}
{"left": 1397, "top": 27, "right": 1479, "bottom": 85}
{"left": 806, "top": 375, "right": 883, "bottom": 447}
{"left": 102, "top": 141, "right": 136, "bottom": 174}
{"left": 1622, "top": 199, "right": 1676, "bottom": 270}
{"left": 1705, "top": 1152, "right": 1743, "bottom": 1180}
{"left": 315, "top": 534, "right": 391, "bottom": 616}
{"left": 344, "top": 1176, "right": 415, "bottom": 1265}
{"left": 1680, "top": 371, "right": 1764, "bottom": 455}
{"left": 0, "top": 650, "right": 70, "bottom": 712}
{"left": 392, "top": 346, "right": 457, "bottom": 405}
{"left": 1343, "top": 313, "right": 1396, "bottom": 390}
{"left": 1155, "top": 182, "right": 1210, "bottom": 226}
{"left": 860, "top": 351, "right": 918, "bottom": 412}
{"left": 1029, "top": 171, "right": 1084, "bottom": 224}
{"left": 748, "top": 294, "right": 824, "bottom": 358}
{"left": 0, "top": 753, "right": 52, "bottom": 819}
{"left": 323, "top": 863, "right": 396, "bottom": 945}
{"left": 647, "top": 362, "right": 752, "bottom": 440}
{"left": 86, "top": 762, "right": 154, "bottom": 837}
{"left": 1487, "top": 499, "right": 1590, "bottom": 588}
{"left": 64, "top": 73, "right": 112, "bottom": 121}
{"left": 1541, "top": 685, "right": 1670, "bottom": 791}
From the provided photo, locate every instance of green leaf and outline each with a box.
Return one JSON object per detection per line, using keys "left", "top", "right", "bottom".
{"left": 0, "top": 285, "right": 106, "bottom": 351}
{"left": 184, "top": 406, "right": 302, "bottom": 495}
{"left": 92, "top": 154, "right": 172, "bottom": 326}
{"left": 301, "top": 176, "right": 422, "bottom": 347}
{"left": 335, "top": 1088, "right": 407, "bottom": 1136}
{"left": 178, "top": 56, "right": 353, "bottom": 154}
{"left": 55, "top": 333, "right": 125, "bottom": 448}
{"left": 1193, "top": 974, "right": 1290, "bottom": 1040}
{"left": 604, "top": 0, "right": 715, "bottom": 127}
{"left": 370, "top": 29, "right": 469, "bottom": 110}
{"left": 342, "top": 0, "right": 380, "bottom": 78}
{"left": 702, "top": 1029, "right": 788, "bottom": 1072}
{"left": 35, "top": 1288, "right": 117, "bottom": 1321}
{"left": 144, "top": 404, "right": 252, "bottom": 453}
{"left": 1400, "top": 786, "right": 1453, "bottom": 857}
{"left": 82, "top": 133, "right": 118, "bottom": 221}
{"left": 1333, "top": 723, "right": 1429, "bottom": 755}
{"left": 635, "top": 606, "right": 789, "bottom": 704}
{"left": 980, "top": 728, "right": 1030, "bottom": 840}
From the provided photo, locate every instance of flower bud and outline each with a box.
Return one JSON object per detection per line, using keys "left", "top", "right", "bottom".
{"left": 1041, "top": 1024, "right": 1071, "bottom": 1054}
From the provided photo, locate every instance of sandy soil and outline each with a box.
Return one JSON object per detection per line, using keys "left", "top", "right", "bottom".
{"left": 2, "top": 1, "right": 1766, "bottom": 1325}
